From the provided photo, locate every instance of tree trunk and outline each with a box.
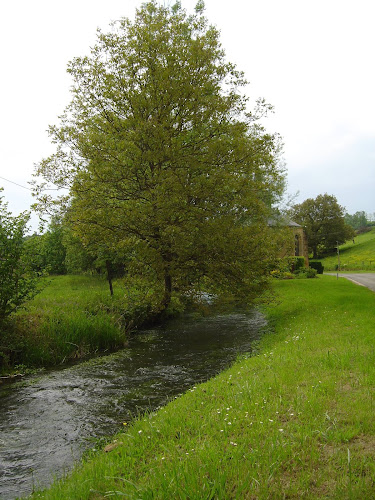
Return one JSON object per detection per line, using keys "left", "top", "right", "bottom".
{"left": 312, "top": 244, "right": 318, "bottom": 259}
{"left": 162, "top": 271, "right": 172, "bottom": 311}
{"left": 105, "top": 260, "right": 114, "bottom": 296}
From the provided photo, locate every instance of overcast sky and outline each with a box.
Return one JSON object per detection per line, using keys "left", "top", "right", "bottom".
{"left": 1, "top": 0, "right": 374, "bottom": 231}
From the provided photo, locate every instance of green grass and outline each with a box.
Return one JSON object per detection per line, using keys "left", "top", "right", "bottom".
{"left": 29, "top": 276, "right": 375, "bottom": 499}
{"left": 317, "top": 227, "right": 375, "bottom": 271}
{"left": 1, "top": 275, "right": 158, "bottom": 372}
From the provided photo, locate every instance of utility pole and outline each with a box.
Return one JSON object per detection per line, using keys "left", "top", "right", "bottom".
{"left": 336, "top": 241, "right": 340, "bottom": 279}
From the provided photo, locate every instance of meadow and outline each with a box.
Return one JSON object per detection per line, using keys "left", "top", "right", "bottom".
{"left": 29, "top": 275, "right": 375, "bottom": 499}
{"left": 316, "top": 227, "right": 375, "bottom": 271}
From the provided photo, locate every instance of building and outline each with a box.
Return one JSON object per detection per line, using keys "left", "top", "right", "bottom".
{"left": 268, "top": 217, "right": 309, "bottom": 267}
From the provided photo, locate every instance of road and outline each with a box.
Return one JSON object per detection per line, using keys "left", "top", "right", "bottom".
{"left": 327, "top": 273, "right": 375, "bottom": 292}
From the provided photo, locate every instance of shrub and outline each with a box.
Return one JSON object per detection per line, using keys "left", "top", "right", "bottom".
{"left": 282, "top": 272, "right": 295, "bottom": 279}
{"left": 356, "top": 227, "right": 371, "bottom": 235}
{"left": 271, "top": 270, "right": 295, "bottom": 280}
{"left": 305, "top": 267, "right": 317, "bottom": 278}
{"left": 294, "top": 267, "right": 317, "bottom": 279}
{"left": 309, "top": 261, "right": 324, "bottom": 274}
{"left": 293, "top": 256, "right": 306, "bottom": 272}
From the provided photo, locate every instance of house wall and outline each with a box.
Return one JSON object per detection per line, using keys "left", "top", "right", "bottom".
{"left": 268, "top": 218, "right": 309, "bottom": 267}
{"left": 293, "top": 226, "right": 309, "bottom": 266}
{"left": 277, "top": 226, "right": 309, "bottom": 267}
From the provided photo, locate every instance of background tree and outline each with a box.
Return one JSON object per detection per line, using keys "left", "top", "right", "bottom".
{"left": 22, "top": 233, "right": 45, "bottom": 273}
{"left": 344, "top": 211, "right": 368, "bottom": 231}
{"left": 0, "top": 191, "right": 43, "bottom": 324}
{"left": 23, "top": 218, "right": 67, "bottom": 275}
{"left": 42, "top": 218, "right": 67, "bottom": 274}
{"left": 63, "top": 229, "right": 97, "bottom": 274}
{"left": 34, "top": 1, "right": 285, "bottom": 313}
{"left": 290, "top": 194, "right": 354, "bottom": 258}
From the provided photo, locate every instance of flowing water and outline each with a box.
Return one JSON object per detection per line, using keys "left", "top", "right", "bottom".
{"left": 0, "top": 310, "right": 266, "bottom": 499}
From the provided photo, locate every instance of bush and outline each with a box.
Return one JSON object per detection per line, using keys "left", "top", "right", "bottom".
{"left": 283, "top": 272, "right": 295, "bottom": 279}
{"left": 309, "top": 261, "right": 324, "bottom": 274}
{"left": 294, "top": 267, "right": 317, "bottom": 279}
{"left": 293, "top": 256, "right": 306, "bottom": 272}
{"left": 356, "top": 227, "right": 371, "bottom": 235}
{"left": 305, "top": 267, "right": 317, "bottom": 278}
{"left": 270, "top": 270, "right": 294, "bottom": 280}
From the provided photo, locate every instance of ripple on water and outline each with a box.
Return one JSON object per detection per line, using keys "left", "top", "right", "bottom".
{"left": 0, "top": 310, "right": 266, "bottom": 499}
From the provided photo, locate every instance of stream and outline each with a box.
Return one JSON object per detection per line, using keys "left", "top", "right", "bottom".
{"left": 0, "top": 310, "right": 266, "bottom": 499}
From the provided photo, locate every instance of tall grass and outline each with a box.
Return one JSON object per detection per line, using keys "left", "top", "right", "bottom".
{"left": 29, "top": 276, "right": 375, "bottom": 499}
{"left": 1, "top": 275, "right": 158, "bottom": 372}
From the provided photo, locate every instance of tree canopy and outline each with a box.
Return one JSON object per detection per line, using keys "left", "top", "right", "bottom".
{"left": 34, "top": 1, "right": 285, "bottom": 313}
{"left": 24, "top": 218, "right": 67, "bottom": 275}
{"left": 344, "top": 211, "right": 368, "bottom": 231}
{"left": 289, "top": 194, "right": 354, "bottom": 258}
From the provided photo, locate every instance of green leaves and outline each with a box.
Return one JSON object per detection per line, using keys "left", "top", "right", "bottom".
{"left": 290, "top": 194, "right": 355, "bottom": 258}
{"left": 0, "top": 193, "right": 43, "bottom": 323}
{"left": 34, "top": 2, "right": 285, "bottom": 312}
{"left": 195, "top": 0, "right": 205, "bottom": 14}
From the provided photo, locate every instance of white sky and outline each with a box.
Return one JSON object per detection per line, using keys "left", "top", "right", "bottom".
{"left": 1, "top": 0, "right": 374, "bottom": 231}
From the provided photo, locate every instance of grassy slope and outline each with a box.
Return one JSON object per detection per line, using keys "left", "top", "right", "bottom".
{"left": 30, "top": 276, "right": 375, "bottom": 499}
{"left": 318, "top": 227, "right": 375, "bottom": 271}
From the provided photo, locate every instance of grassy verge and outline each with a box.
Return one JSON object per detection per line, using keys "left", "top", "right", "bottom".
{"left": 0, "top": 275, "right": 159, "bottom": 373}
{"left": 30, "top": 275, "right": 375, "bottom": 499}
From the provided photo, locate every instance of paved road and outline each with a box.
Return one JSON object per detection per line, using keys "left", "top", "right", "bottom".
{"left": 327, "top": 273, "right": 375, "bottom": 292}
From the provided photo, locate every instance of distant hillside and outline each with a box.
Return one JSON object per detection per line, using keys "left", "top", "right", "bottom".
{"left": 315, "top": 227, "right": 375, "bottom": 271}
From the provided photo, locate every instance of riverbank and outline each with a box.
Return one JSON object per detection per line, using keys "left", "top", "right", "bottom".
{"left": 1, "top": 310, "right": 265, "bottom": 500}
{"left": 0, "top": 275, "right": 162, "bottom": 375}
{"left": 29, "top": 275, "right": 375, "bottom": 499}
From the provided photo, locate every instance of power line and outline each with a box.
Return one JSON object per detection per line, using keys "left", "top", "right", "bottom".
{"left": 0, "top": 175, "right": 63, "bottom": 191}
{"left": 0, "top": 176, "right": 32, "bottom": 191}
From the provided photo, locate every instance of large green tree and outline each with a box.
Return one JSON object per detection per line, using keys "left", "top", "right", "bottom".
{"left": 34, "top": 1, "right": 285, "bottom": 313}
{"left": 290, "top": 194, "right": 354, "bottom": 258}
